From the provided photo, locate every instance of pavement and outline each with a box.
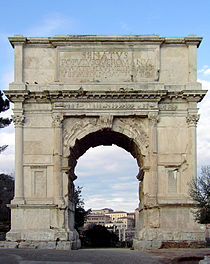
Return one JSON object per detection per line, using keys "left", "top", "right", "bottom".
{"left": 0, "top": 248, "right": 209, "bottom": 264}
{"left": 148, "top": 248, "right": 210, "bottom": 263}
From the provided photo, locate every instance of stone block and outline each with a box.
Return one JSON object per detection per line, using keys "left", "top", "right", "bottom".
{"left": 36, "top": 241, "right": 56, "bottom": 249}
{"left": 151, "top": 240, "right": 162, "bottom": 249}
{"left": 6, "top": 231, "right": 21, "bottom": 241}
{"left": 56, "top": 241, "right": 72, "bottom": 250}
{"left": 19, "top": 241, "right": 39, "bottom": 249}
{"left": 0, "top": 241, "right": 18, "bottom": 248}
{"left": 133, "top": 239, "right": 152, "bottom": 250}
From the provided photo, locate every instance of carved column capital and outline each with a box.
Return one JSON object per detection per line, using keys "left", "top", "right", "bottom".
{"left": 148, "top": 112, "right": 159, "bottom": 126}
{"left": 98, "top": 115, "right": 113, "bottom": 129}
{"left": 52, "top": 113, "right": 63, "bottom": 128}
{"left": 186, "top": 113, "right": 200, "bottom": 127}
{"left": 12, "top": 114, "right": 24, "bottom": 127}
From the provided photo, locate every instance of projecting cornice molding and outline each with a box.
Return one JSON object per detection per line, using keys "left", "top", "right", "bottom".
{"left": 4, "top": 89, "right": 207, "bottom": 104}
{"left": 8, "top": 35, "right": 203, "bottom": 48}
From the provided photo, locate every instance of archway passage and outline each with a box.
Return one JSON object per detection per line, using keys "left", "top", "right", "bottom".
{"left": 68, "top": 129, "right": 143, "bottom": 179}
{"left": 68, "top": 130, "right": 141, "bottom": 247}
{"left": 75, "top": 145, "right": 139, "bottom": 211}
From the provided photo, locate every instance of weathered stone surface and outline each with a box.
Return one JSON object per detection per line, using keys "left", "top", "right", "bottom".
{"left": 56, "top": 241, "right": 72, "bottom": 250}
{"left": 0, "top": 241, "right": 18, "bottom": 248}
{"left": 19, "top": 241, "right": 57, "bottom": 249}
{"left": 5, "top": 35, "right": 207, "bottom": 249}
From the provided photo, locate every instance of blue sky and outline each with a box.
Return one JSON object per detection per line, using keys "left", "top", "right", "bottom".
{"left": 0, "top": 0, "right": 210, "bottom": 211}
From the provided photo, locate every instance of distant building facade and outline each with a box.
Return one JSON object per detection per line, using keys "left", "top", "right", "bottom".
{"left": 84, "top": 208, "right": 135, "bottom": 241}
{"left": 91, "top": 208, "right": 114, "bottom": 215}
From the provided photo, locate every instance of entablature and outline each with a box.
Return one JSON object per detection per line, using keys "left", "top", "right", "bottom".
{"left": 5, "top": 89, "right": 207, "bottom": 104}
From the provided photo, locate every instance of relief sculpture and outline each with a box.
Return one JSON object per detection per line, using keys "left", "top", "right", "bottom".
{"left": 114, "top": 117, "right": 149, "bottom": 155}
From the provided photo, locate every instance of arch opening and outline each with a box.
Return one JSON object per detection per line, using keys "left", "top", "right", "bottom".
{"left": 75, "top": 145, "right": 139, "bottom": 211}
{"left": 68, "top": 129, "right": 144, "bottom": 181}
{"left": 66, "top": 129, "right": 145, "bottom": 237}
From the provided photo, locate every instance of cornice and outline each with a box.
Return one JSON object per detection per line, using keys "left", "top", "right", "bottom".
{"left": 5, "top": 89, "right": 207, "bottom": 104}
{"left": 8, "top": 35, "right": 202, "bottom": 48}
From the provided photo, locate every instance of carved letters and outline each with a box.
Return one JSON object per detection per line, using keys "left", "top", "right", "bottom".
{"left": 59, "top": 49, "right": 157, "bottom": 82}
{"left": 53, "top": 102, "right": 157, "bottom": 111}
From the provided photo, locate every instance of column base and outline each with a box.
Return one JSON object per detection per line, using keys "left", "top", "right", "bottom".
{"left": 10, "top": 198, "right": 25, "bottom": 205}
{"left": 6, "top": 230, "right": 81, "bottom": 250}
{"left": 134, "top": 229, "right": 206, "bottom": 250}
{"left": 6, "top": 230, "right": 74, "bottom": 242}
{"left": 1, "top": 240, "right": 73, "bottom": 250}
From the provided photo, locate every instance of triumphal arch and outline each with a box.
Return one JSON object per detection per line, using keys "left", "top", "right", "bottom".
{"left": 5, "top": 35, "right": 206, "bottom": 249}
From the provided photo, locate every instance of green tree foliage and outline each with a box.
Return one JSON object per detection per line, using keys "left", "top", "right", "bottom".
{"left": 83, "top": 225, "right": 119, "bottom": 248}
{"left": 0, "top": 91, "right": 11, "bottom": 153}
{"left": 189, "top": 166, "right": 210, "bottom": 224}
{"left": 73, "top": 186, "right": 91, "bottom": 231}
{"left": 0, "top": 174, "right": 14, "bottom": 223}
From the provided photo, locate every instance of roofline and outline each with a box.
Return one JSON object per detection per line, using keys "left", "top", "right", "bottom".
{"left": 8, "top": 34, "right": 202, "bottom": 48}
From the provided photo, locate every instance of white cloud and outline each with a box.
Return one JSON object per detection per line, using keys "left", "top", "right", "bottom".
{"left": 198, "top": 65, "right": 209, "bottom": 73}
{"left": 84, "top": 193, "right": 138, "bottom": 212}
{"left": 75, "top": 145, "right": 139, "bottom": 212}
{"left": 0, "top": 145, "right": 15, "bottom": 174}
{"left": 76, "top": 145, "right": 138, "bottom": 177}
{"left": 204, "top": 69, "right": 210, "bottom": 76}
{"left": 111, "top": 182, "right": 137, "bottom": 191}
{"left": 198, "top": 66, "right": 210, "bottom": 77}
{"left": 0, "top": 131, "right": 15, "bottom": 146}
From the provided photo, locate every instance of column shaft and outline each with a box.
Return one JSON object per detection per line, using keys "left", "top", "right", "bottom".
{"left": 52, "top": 114, "right": 64, "bottom": 205}
{"left": 187, "top": 114, "right": 199, "bottom": 179}
{"left": 12, "top": 114, "right": 24, "bottom": 204}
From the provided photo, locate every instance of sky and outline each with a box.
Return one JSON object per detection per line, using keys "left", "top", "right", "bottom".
{"left": 0, "top": 0, "right": 210, "bottom": 212}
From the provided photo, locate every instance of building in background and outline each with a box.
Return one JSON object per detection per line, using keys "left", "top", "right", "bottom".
{"left": 84, "top": 208, "right": 135, "bottom": 241}
{"left": 91, "top": 208, "right": 114, "bottom": 215}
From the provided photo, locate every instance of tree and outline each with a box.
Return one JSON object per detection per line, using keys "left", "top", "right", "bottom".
{"left": 0, "top": 173, "right": 14, "bottom": 223}
{"left": 73, "top": 186, "right": 91, "bottom": 231}
{"left": 189, "top": 166, "right": 210, "bottom": 224}
{"left": 0, "top": 91, "right": 11, "bottom": 153}
{"left": 83, "top": 225, "right": 119, "bottom": 248}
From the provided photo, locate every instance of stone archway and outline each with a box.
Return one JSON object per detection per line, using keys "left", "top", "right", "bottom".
{"left": 5, "top": 35, "right": 207, "bottom": 249}
{"left": 64, "top": 125, "right": 145, "bottom": 248}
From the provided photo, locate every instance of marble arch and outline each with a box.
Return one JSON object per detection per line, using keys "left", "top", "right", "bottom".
{"left": 5, "top": 35, "right": 207, "bottom": 249}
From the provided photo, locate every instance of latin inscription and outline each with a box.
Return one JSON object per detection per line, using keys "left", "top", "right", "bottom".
{"left": 54, "top": 102, "right": 157, "bottom": 110}
{"left": 59, "top": 49, "right": 158, "bottom": 82}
